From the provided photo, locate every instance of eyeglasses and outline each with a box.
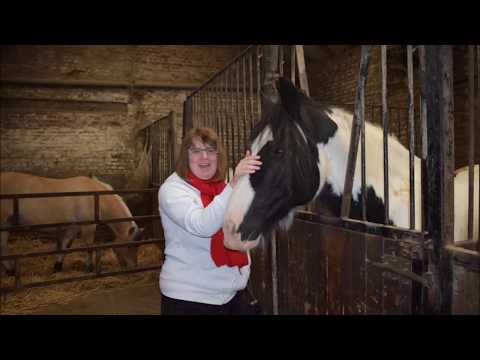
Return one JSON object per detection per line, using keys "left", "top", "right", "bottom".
{"left": 188, "top": 147, "right": 218, "bottom": 156}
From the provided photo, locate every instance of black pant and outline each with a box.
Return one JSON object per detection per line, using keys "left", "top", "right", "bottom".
{"left": 161, "top": 292, "right": 244, "bottom": 315}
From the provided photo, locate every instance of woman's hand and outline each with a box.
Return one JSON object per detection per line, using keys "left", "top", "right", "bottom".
{"left": 230, "top": 150, "right": 262, "bottom": 188}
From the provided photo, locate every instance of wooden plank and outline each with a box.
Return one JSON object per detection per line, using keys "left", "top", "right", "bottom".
{"left": 452, "top": 262, "right": 467, "bottom": 314}
{"left": 285, "top": 222, "right": 308, "bottom": 314}
{"left": 349, "top": 232, "right": 366, "bottom": 314}
{"left": 365, "top": 234, "right": 384, "bottom": 314}
{"left": 250, "top": 234, "right": 272, "bottom": 314}
{"left": 326, "top": 227, "right": 346, "bottom": 314}
{"left": 464, "top": 267, "right": 480, "bottom": 314}
{"left": 315, "top": 226, "right": 328, "bottom": 315}
{"left": 275, "top": 229, "right": 290, "bottom": 314}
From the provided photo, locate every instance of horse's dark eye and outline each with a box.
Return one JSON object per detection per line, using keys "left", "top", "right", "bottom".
{"left": 274, "top": 149, "right": 284, "bottom": 156}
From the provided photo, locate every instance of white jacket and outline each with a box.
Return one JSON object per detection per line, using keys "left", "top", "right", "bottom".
{"left": 158, "top": 173, "right": 251, "bottom": 305}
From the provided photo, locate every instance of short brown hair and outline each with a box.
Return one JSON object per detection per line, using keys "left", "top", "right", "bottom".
{"left": 176, "top": 127, "right": 227, "bottom": 182}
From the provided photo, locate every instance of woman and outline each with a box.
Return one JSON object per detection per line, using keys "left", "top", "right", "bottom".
{"left": 158, "top": 127, "right": 262, "bottom": 315}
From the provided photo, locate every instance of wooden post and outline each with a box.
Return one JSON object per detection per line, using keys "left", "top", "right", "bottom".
{"left": 295, "top": 45, "right": 310, "bottom": 97}
{"left": 262, "top": 45, "right": 280, "bottom": 315}
{"left": 424, "top": 45, "right": 455, "bottom": 314}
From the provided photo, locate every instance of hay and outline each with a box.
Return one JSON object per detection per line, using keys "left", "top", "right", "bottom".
{"left": 0, "top": 231, "right": 162, "bottom": 315}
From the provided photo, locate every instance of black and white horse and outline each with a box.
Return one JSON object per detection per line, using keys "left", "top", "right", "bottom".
{"left": 223, "top": 77, "right": 479, "bottom": 249}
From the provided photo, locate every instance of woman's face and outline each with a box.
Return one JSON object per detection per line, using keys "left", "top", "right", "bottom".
{"left": 188, "top": 137, "right": 219, "bottom": 180}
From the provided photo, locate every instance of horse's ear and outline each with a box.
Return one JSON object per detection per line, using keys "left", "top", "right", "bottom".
{"left": 276, "top": 77, "right": 307, "bottom": 118}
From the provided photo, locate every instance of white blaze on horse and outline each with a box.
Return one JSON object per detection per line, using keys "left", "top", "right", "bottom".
{"left": 223, "top": 77, "right": 479, "bottom": 251}
{"left": 0, "top": 172, "right": 144, "bottom": 276}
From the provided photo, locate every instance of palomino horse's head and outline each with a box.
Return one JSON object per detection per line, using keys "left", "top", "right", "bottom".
{"left": 112, "top": 224, "right": 144, "bottom": 269}
{"left": 223, "top": 78, "right": 337, "bottom": 250}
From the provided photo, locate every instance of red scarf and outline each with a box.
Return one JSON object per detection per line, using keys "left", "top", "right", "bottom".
{"left": 187, "top": 171, "right": 248, "bottom": 268}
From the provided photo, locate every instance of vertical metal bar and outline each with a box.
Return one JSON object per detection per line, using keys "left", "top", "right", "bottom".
{"left": 13, "top": 198, "right": 19, "bottom": 225}
{"left": 270, "top": 231, "right": 279, "bottom": 315}
{"left": 243, "top": 56, "right": 248, "bottom": 154}
{"left": 279, "top": 45, "right": 284, "bottom": 76}
{"left": 407, "top": 45, "right": 416, "bottom": 230}
{"left": 183, "top": 97, "right": 193, "bottom": 138}
{"left": 424, "top": 45, "right": 455, "bottom": 314}
{"left": 361, "top": 82, "right": 367, "bottom": 222}
{"left": 95, "top": 248, "right": 102, "bottom": 275}
{"left": 249, "top": 50, "right": 255, "bottom": 133}
{"left": 215, "top": 80, "right": 219, "bottom": 134}
{"left": 14, "top": 259, "right": 21, "bottom": 289}
{"left": 295, "top": 45, "right": 310, "bottom": 96}
{"left": 467, "top": 45, "right": 475, "bottom": 241}
{"left": 477, "top": 45, "right": 480, "bottom": 252}
{"left": 341, "top": 46, "right": 371, "bottom": 219}
{"left": 419, "top": 45, "right": 428, "bottom": 228}
{"left": 417, "top": 45, "right": 428, "bottom": 312}
{"left": 381, "top": 45, "right": 390, "bottom": 225}
{"left": 94, "top": 194, "right": 99, "bottom": 222}
{"left": 229, "top": 67, "right": 236, "bottom": 175}
{"left": 291, "top": 46, "right": 296, "bottom": 85}
{"left": 221, "top": 73, "right": 226, "bottom": 164}
{"left": 257, "top": 46, "right": 262, "bottom": 120}
{"left": 236, "top": 60, "right": 241, "bottom": 164}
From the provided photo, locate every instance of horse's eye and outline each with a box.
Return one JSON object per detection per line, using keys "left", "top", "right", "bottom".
{"left": 274, "top": 149, "right": 284, "bottom": 156}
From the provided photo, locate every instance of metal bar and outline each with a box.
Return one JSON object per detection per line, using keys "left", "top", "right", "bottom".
{"left": 0, "top": 264, "right": 163, "bottom": 295}
{"left": 295, "top": 45, "right": 310, "bottom": 96}
{"left": 14, "top": 260, "right": 21, "bottom": 289}
{"left": 477, "top": 45, "right": 480, "bottom": 252}
{"left": 0, "top": 188, "right": 157, "bottom": 200}
{"left": 95, "top": 247, "right": 102, "bottom": 275}
{"left": 295, "top": 211, "right": 426, "bottom": 243}
{"left": 424, "top": 45, "right": 455, "bottom": 314}
{"left": 229, "top": 67, "right": 236, "bottom": 174}
{"left": 361, "top": 78, "right": 367, "bottom": 222}
{"left": 94, "top": 194, "right": 100, "bottom": 222}
{"left": 341, "top": 46, "right": 371, "bottom": 219}
{"left": 188, "top": 46, "right": 254, "bottom": 99}
{"left": 221, "top": 73, "right": 227, "bottom": 165}
{"left": 270, "top": 231, "right": 279, "bottom": 315}
{"left": 467, "top": 45, "right": 475, "bottom": 241}
{"left": 279, "top": 45, "right": 284, "bottom": 76}
{"left": 257, "top": 46, "right": 262, "bottom": 120}
{"left": 0, "top": 215, "right": 160, "bottom": 232}
{"left": 291, "top": 45, "right": 296, "bottom": 85}
{"left": 249, "top": 51, "right": 255, "bottom": 132}
{"left": 214, "top": 79, "right": 219, "bottom": 134}
{"left": 12, "top": 198, "right": 19, "bottom": 226}
{"left": 183, "top": 97, "right": 192, "bottom": 137}
{"left": 0, "top": 238, "right": 164, "bottom": 262}
{"left": 243, "top": 56, "right": 248, "bottom": 154}
{"left": 407, "top": 45, "right": 416, "bottom": 230}
{"left": 381, "top": 49, "right": 390, "bottom": 225}
{"left": 236, "top": 60, "right": 241, "bottom": 163}
{"left": 367, "top": 259, "right": 430, "bottom": 288}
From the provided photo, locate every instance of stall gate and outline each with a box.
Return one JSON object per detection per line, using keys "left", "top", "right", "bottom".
{"left": 183, "top": 45, "right": 479, "bottom": 315}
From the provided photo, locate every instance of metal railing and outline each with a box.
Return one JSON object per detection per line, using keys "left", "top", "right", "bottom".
{"left": 0, "top": 188, "right": 162, "bottom": 306}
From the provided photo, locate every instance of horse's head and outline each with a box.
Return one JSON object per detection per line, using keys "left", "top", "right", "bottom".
{"left": 223, "top": 77, "right": 337, "bottom": 250}
{"left": 113, "top": 224, "right": 144, "bottom": 269}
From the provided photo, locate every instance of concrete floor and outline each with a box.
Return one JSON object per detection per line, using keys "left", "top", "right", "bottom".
{"left": 30, "top": 283, "right": 161, "bottom": 315}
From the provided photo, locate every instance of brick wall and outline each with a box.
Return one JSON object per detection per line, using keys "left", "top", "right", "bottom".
{"left": 0, "top": 45, "right": 246, "bottom": 190}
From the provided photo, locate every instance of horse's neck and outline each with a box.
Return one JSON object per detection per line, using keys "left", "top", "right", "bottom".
{"left": 101, "top": 195, "right": 135, "bottom": 239}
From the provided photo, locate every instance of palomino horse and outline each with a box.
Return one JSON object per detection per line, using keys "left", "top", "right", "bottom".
{"left": 223, "top": 77, "right": 479, "bottom": 250}
{"left": 0, "top": 172, "right": 144, "bottom": 275}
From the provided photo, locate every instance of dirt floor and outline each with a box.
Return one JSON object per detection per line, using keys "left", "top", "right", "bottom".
{"left": 0, "top": 230, "right": 163, "bottom": 315}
